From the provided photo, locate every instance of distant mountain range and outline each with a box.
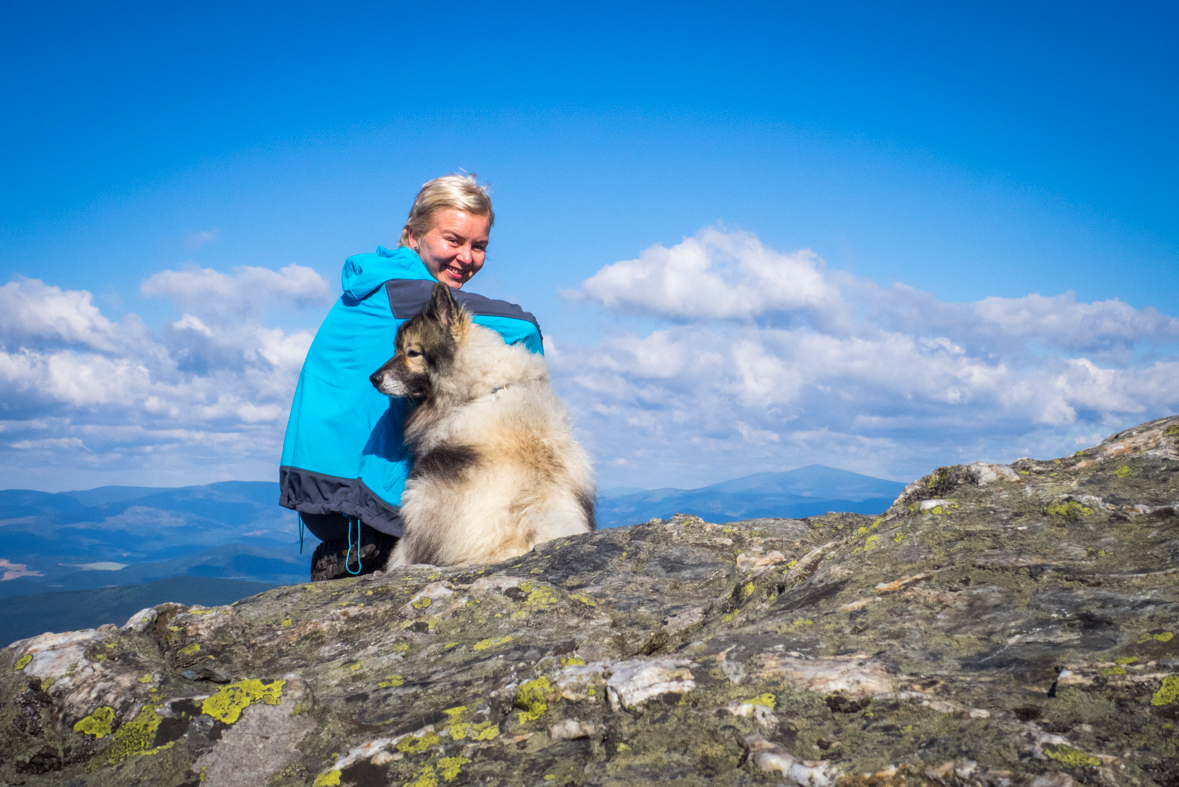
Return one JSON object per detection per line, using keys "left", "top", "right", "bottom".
{"left": 0, "top": 481, "right": 302, "bottom": 586}
{"left": 0, "top": 576, "right": 279, "bottom": 648}
{"left": 0, "top": 465, "right": 907, "bottom": 641}
{"left": 596, "top": 464, "right": 906, "bottom": 529}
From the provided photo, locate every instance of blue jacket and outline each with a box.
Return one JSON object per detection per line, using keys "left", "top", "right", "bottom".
{"left": 279, "top": 245, "right": 543, "bottom": 535}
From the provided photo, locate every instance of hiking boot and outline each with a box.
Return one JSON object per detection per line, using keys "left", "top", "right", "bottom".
{"left": 310, "top": 526, "right": 397, "bottom": 581}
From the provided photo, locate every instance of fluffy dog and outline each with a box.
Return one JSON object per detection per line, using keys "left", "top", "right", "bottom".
{"left": 370, "top": 282, "right": 595, "bottom": 567}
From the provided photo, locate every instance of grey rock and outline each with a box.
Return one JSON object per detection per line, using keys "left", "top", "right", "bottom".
{"left": 1, "top": 415, "right": 1177, "bottom": 786}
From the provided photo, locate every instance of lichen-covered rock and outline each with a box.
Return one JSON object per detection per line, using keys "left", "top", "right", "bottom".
{"left": 2, "top": 415, "right": 1177, "bottom": 786}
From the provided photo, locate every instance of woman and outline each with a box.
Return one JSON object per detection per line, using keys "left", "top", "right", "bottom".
{"left": 279, "top": 174, "right": 543, "bottom": 580}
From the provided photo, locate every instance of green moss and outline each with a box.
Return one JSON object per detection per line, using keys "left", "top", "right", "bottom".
{"left": 516, "top": 676, "right": 553, "bottom": 723}
{"left": 179, "top": 643, "right": 201, "bottom": 655}
{"left": 1045, "top": 501, "right": 1093, "bottom": 521}
{"left": 14, "top": 654, "right": 31, "bottom": 670}
{"left": 396, "top": 730, "right": 440, "bottom": 753}
{"left": 1044, "top": 744, "right": 1100, "bottom": 767}
{"left": 1152, "top": 676, "right": 1179, "bottom": 706}
{"left": 201, "top": 678, "right": 285, "bottom": 724}
{"left": 1113, "top": 465, "right": 1131, "bottom": 478}
{"left": 313, "top": 770, "right": 341, "bottom": 786}
{"left": 74, "top": 705, "right": 115, "bottom": 737}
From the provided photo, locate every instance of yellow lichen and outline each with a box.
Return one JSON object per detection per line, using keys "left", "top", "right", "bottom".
{"left": 137, "top": 674, "right": 153, "bottom": 683}
{"left": 1115, "top": 657, "right": 1137, "bottom": 665}
{"left": 378, "top": 675, "right": 405, "bottom": 688}
{"left": 179, "top": 643, "right": 201, "bottom": 655}
{"left": 744, "top": 693, "right": 776, "bottom": 709}
{"left": 14, "top": 654, "right": 31, "bottom": 671}
{"left": 1152, "top": 676, "right": 1179, "bottom": 706}
{"left": 863, "top": 534, "right": 880, "bottom": 551}
{"left": 102, "top": 702, "right": 169, "bottom": 764}
{"left": 743, "top": 582, "right": 755, "bottom": 598}
{"left": 73, "top": 705, "right": 115, "bottom": 737}
{"left": 784, "top": 560, "right": 798, "bottom": 571}
{"left": 893, "top": 532, "right": 904, "bottom": 543}
{"left": 313, "top": 770, "right": 341, "bottom": 786}
{"left": 473, "top": 635, "right": 513, "bottom": 651}
{"left": 406, "top": 764, "right": 439, "bottom": 787}
{"left": 190, "top": 608, "right": 215, "bottom": 616}
{"left": 438, "top": 756, "right": 470, "bottom": 781}
{"left": 1045, "top": 501, "right": 1093, "bottom": 520}
{"left": 1044, "top": 744, "right": 1100, "bottom": 767}
{"left": 1164, "top": 425, "right": 1179, "bottom": 437}
{"left": 396, "top": 730, "right": 440, "bottom": 753}
{"left": 516, "top": 676, "right": 552, "bottom": 723}
{"left": 1157, "top": 632, "right": 1174, "bottom": 642}
{"left": 280, "top": 618, "right": 293, "bottom": 627}
{"left": 1101, "top": 666, "right": 1125, "bottom": 676}
{"left": 570, "top": 593, "right": 597, "bottom": 606}
{"left": 561, "top": 656, "right": 586, "bottom": 667}
{"left": 526, "top": 585, "right": 560, "bottom": 605}
{"left": 41, "top": 677, "right": 55, "bottom": 689}
{"left": 201, "top": 679, "right": 285, "bottom": 724}
{"left": 1113, "top": 465, "right": 1131, "bottom": 478}
{"left": 444, "top": 642, "right": 458, "bottom": 649}
{"left": 412, "top": 596, "right": 433, "bottom": 610}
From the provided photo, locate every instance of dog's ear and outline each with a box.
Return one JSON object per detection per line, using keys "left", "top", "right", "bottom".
{"left": 427, "top": 282, "right": 459, "bottom": 329}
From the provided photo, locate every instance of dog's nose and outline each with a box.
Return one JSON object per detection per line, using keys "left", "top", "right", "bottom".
{"left": 369, "top": 371, "right": 383, "bottom": 389}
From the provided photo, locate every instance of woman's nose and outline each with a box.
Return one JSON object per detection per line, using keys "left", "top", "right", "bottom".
{"left": 456, "top": 245, "right": 473, "bottom": 264}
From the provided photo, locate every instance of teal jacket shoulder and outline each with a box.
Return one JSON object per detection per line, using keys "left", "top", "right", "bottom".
{"left": 278, "top": 246, "right": 543, "bottom": 534}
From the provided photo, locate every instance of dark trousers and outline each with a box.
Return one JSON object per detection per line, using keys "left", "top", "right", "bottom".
{"left": 299, "top": 512, "right": 361, "bottom": 543}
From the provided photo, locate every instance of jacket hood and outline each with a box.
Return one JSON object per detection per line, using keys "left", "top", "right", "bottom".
{"left": 341, "top": 245, "right": 434, "bottom": 299}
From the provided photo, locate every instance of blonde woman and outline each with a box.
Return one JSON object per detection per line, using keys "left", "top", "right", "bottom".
{"left": 279, "top": 174, "right": 543, "bottom": 580}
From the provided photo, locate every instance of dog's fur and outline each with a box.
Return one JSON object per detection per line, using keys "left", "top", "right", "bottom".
{"left": 370, "top": 283, "right": 595, "bottom": 567}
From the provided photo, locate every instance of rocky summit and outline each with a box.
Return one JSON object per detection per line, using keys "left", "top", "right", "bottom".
{"left": 2, "top": 417, "right": 1177, "bottom": 787}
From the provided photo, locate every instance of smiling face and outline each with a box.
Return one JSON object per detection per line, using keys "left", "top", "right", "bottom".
{"left": 407, "top": 208, "right": 490, "bottom": 289}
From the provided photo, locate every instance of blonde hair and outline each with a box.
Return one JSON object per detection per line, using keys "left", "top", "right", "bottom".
{"left": 398, "top": 173, "right": 494, "bottom": 248}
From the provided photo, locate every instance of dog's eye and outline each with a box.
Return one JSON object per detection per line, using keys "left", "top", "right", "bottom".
{"left": 406, "top": 349, "right": 422, "bottom": 358}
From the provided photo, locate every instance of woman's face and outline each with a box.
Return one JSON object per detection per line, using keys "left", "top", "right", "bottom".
{"left": 409, "top": 209, "right": 490, "bottom": 289}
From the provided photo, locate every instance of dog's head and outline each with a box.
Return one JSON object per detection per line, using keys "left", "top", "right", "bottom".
{"left": 370, "top": 282, "right": 466, "bottom": 399}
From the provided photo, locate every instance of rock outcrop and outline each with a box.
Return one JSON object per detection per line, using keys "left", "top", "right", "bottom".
{"left": 2, "top": 416, "right": 1177, "bottom": 787}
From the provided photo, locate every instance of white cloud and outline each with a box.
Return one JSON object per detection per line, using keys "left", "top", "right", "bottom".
{"left": 574, "top": 228, "right": 846, "bottom": 325}
{"left": 0, "top": 267, "right": 328, "bottom": 488}
{"left": 188, "top": 229, "right": 220, "bottom": 250}
{"left": 560, "top": 228, "right": 1179, "bottom": 488}
{"left": 0, "top": 277, "right": 151, "bottom": 354}
{"left": 140, "top": 263, "right": 331, "bottom": 317}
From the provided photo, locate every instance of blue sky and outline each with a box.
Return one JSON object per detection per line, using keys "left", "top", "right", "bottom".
{"left": 2, "top": 0, "right": 1176, "bottom": 492}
